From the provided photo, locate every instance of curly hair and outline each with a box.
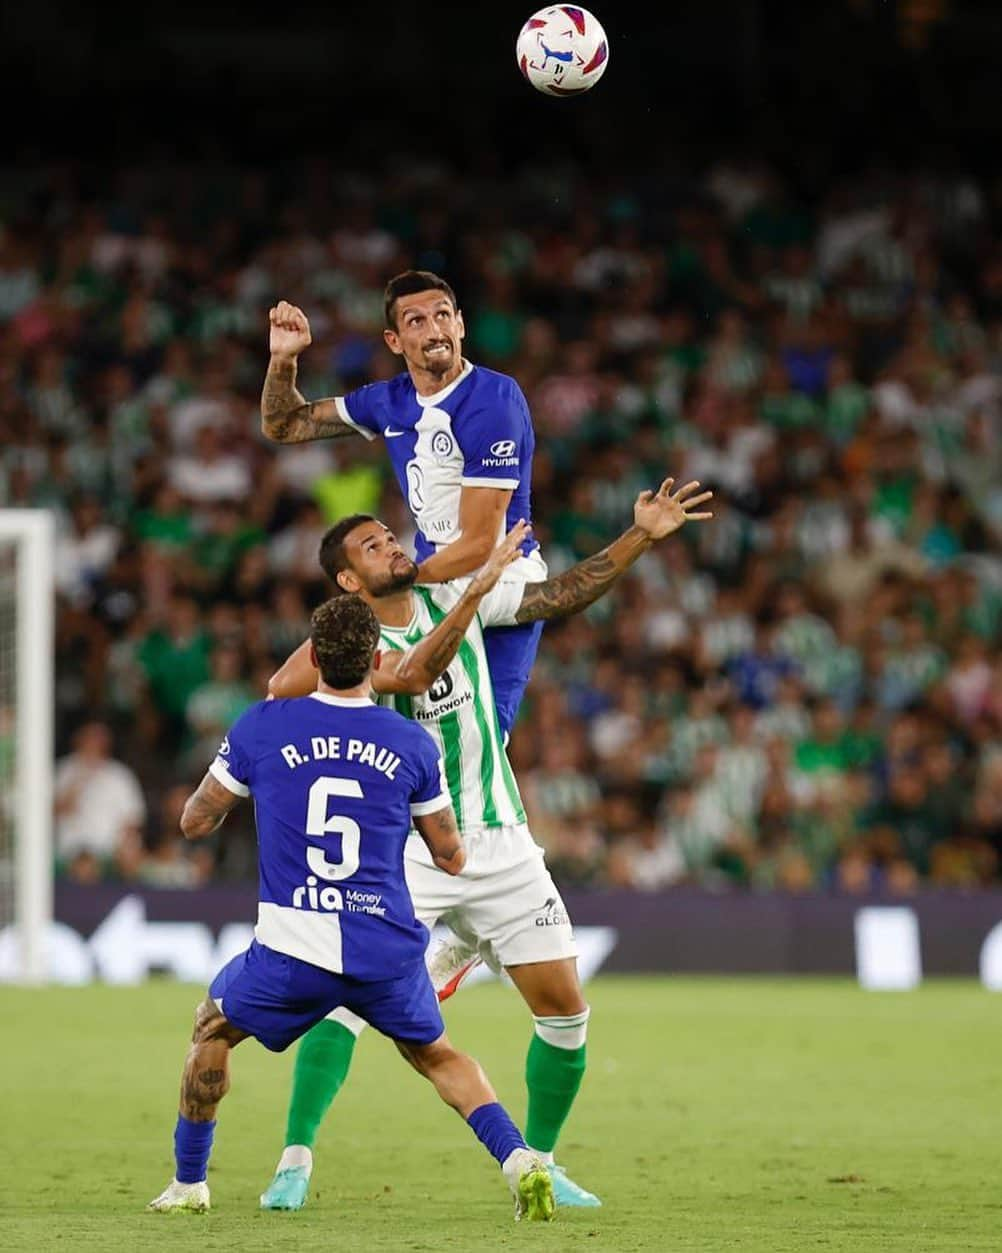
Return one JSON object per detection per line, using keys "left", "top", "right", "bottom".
{"left": 310, "top": 594, "right": 380, "bottom": 690}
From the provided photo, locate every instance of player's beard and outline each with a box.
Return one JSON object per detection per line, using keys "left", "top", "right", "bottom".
{"left": 368, "top": 558, "right": 419, "bottom": 597}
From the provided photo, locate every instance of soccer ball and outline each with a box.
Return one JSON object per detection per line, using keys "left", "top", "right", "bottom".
{"left": 516, "top": 6, "right": 609, "bottom": 97}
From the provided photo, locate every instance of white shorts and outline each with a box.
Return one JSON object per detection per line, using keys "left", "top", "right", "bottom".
{"left": 406, "top": 823, "right": 577, "bottom": 969}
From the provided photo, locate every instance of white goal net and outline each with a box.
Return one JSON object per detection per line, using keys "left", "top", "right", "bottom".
{"left": 0, "top": 511, "right": 54, "bottom": 983}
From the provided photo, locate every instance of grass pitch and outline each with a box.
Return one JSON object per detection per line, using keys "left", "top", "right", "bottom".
{"left": 1, "top": 976, "right": 999, "bottom": 1251}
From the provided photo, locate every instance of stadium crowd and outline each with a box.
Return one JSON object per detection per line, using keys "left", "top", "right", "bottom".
{"left": 1, "top": 154, "right": 999, "bottom": 893}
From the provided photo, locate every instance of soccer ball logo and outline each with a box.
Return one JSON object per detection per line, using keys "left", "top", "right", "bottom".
{"left": 516, "top": 6, "right": 609, "bottom": 97}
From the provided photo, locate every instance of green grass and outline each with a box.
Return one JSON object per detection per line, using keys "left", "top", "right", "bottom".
{"left": 1, "top": 976, "right": 1000, "bottom": 1251}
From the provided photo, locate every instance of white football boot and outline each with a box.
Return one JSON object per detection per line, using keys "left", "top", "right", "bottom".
{"left": 148, "top": 1178, "right": 210, "bottom": 1212}
{"left": 501, "top": 1148, "right": 556, "bottom": 1222}
{"left": 426, "top": 934, "right": 483, "bottom": 1002}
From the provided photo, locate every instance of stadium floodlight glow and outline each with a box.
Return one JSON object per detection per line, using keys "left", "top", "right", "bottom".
{"left": 0, "top": 510, "right": 54, "bottom": 984}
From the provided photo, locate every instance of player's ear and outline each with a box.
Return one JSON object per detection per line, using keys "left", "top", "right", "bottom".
{"left": 383, "top": 327, "right": 403, "bottom": 356}
{"left": 336, "top": 569, "right": 361, "bottom": 594}
{"left": 456, "top": 308, "right": 465, "bottom": 341}
{"left": 308, "top": 643, "right": 319, "bottom": 672}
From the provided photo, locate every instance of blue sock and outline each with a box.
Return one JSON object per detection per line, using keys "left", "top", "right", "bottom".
{"left": 174, "top": 1114, "right": 216, "bottom": 1184}
{"left": 467, "top": 1102, "right": 527, "bottom": 1165}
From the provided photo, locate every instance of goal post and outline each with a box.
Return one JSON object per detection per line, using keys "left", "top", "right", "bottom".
{"left": 0, "top": 509, "right": 55, "bottom": 983}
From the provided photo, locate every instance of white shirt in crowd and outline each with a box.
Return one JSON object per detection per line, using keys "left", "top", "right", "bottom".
{"left": 168, "top": 452, "right": 251, "bottom": 503}
{"left": 54, "top": 755, "right": 146, "bottom": 860}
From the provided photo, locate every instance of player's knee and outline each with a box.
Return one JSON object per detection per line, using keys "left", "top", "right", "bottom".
{"left": 524, "top": 985, "right": 588, "bottom": 1018}
{"left": 190, "top": 996, "right": 238, "bottom": 1045}
{"left": 400, "top": 1034, "right": 458, "bottom": 1079}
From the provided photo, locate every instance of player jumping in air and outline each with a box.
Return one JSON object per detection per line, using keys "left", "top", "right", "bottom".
{"left": 148, "top": 594, "right": 555, "bottom": 1222}
{"left": 259, "top": 476, "right": 713, "bottom": 1212}
{"left": 261, "top": 271, "right": 543, "bottom": 741}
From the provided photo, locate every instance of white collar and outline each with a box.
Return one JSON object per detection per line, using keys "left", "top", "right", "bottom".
{"left": 309, "top": 692, "right": 374, "bottom": 708}
{"left": 415, "top": 359, "right": 474, "bottom": 408}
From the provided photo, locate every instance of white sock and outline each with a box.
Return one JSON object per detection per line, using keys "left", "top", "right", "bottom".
{"left": 277, "top": 1145, "right": 313, "bottom": 1173}
{"left": 527, "top": 1148, "right": 555, "bottom": 1166}
{"left": 532, "top": 1007, "right": 590, "bottom": 1050}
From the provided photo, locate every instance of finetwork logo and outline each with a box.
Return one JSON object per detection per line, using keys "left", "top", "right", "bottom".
{"left": 428, "top": 671, "right": 454, "bottom": 703}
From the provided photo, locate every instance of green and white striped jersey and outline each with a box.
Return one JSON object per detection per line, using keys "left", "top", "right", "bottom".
{"left": 376, "top": 582, "right": 526, "bottom": 833}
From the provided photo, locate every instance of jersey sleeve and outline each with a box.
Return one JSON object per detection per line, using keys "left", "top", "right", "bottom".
{"left": 459, "top": 378, "right": 528, "bottom": 490}
{"left": 409, "top": 727, "right": 451, "bottom": 817}
{"left": 474, "top": 576, "right": 528, "bottom": 629}
{"left": 335, "top": 383, "right": 380, "bottom": 442}
{"left": 208, "top": 704, "right": 260, "bottom": 797}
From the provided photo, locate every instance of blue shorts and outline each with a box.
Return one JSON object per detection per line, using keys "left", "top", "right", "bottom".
{"left": 209, "top": 940, "right": 444, "bottom": 1053}
{"left": 484, "top": 620, "right": 544, "bottom": 738}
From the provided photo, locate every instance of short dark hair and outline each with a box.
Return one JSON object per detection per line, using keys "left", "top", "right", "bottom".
{"left": 384, "top": 270, "right": 457, "bottom": 329}
{"left": 310, "top": 595, "right": 380, "bottom": 690}
{"left": 319, "top": 514, "right": 376, "bottom": 584}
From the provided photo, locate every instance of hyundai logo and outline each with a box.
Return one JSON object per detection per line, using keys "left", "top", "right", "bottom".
{"left": 490, "top": 439, "right": 516, "bottom": 457}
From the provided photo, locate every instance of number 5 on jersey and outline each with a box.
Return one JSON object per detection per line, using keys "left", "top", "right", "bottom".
{"left": 306, "top": 777, "right": 363, "bottom": 881}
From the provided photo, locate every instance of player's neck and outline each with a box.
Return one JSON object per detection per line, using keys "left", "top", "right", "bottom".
{"left": 408, "top": 358, "right": 465, "bottom": 398}
{"left": 369, "top": 588, "right": 415, "bottom": 628}
{"left": 316, "top": 677, "right": 373, "bottom": 701}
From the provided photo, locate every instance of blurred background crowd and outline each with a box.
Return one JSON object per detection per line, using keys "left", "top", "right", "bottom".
{"left": 0, "top": 151, "right": 999, "bottom": 893}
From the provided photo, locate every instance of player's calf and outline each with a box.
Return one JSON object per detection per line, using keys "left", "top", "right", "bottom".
{"left": 148, "top": 997, "right": 249, "bottom": 1213}
{"left": 505, "top": 959, "right": 600, "bottom": 1205}
{"left": 180, "top": 997, "right": 246, "bottom": 1121}
{"left": 397, "top": 1033, "right": 554, "bottom": 1222}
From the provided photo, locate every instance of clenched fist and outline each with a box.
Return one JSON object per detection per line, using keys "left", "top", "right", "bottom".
{"left": 269, "top": 301, "right": 312, "bottom": 360}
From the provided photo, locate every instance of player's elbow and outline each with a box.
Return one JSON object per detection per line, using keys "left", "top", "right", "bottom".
{"left": 267, "top": 665, "right": 297, "bottom": 700}
{"left": 436, "top": 845, "right": 466, "bottom": 876}
{"left": 179, "top": 801, "right": 210, "bottom": 841}
{"left": 390, "top": 658, "right": 434, "bottom": 696}
{"left": 466, "top": 532, "right": 496, "bottom": 567}
{"left": 260, "top": 412, "right": 291, "bottom": 443}
{"left": 401, "top": 671, "right": 435, "bottom": 696}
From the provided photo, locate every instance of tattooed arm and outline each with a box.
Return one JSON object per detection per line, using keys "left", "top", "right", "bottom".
{"left": 180, "top": 774, "right": 243, "bottom": 840}
{"left": 514, "top": 477, "right": 714, "bottom": 624}
{"left": 414, "top": 805, "right": 466, "bottom": 875}
{"left": 260, "top": 301, "right": 363, "bottom": 443}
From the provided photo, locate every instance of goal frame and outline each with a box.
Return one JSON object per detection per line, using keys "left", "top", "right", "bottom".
{"left": 0, "top": 510, "right": 54, "bottom": 983}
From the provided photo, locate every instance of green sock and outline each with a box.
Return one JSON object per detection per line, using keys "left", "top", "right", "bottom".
{"left": 284, "top": 1019, "right": 358, "bottom": 1149}
{"left": 524, "top": 1034, "right": 587, "bottom": 1154}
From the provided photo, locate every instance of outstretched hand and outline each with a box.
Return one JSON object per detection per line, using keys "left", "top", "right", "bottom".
{"left": 471, "top": 519, "right": 533, "bottom": 594}
{"left": 269, "top": 301, "right": 312, "bottom": 360}
{"left": 634, "top": 478, "right": 714, "bottom": 541}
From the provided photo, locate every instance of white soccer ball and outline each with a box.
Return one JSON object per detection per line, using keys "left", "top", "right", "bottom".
{"left": 516, "top": 6, "right": 609, "bottom": 97}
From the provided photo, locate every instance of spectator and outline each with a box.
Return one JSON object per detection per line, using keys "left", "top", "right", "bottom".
{"left": 138, "top": 784, "right": 214, "bottom": 888}
{"left": 54, "top": 722, "right": 146, "bottom": 882}
{"left": 137, "top": 595, "right": 212, "bottom": 747}
{"left": 183, "top": 643, "right": 256, "bottom": 771}
{"left": 168, "top": 423, "right": 252, "bottom": 509}
{"left": 54, "top": 495, "right": 121, "bottom": 610}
